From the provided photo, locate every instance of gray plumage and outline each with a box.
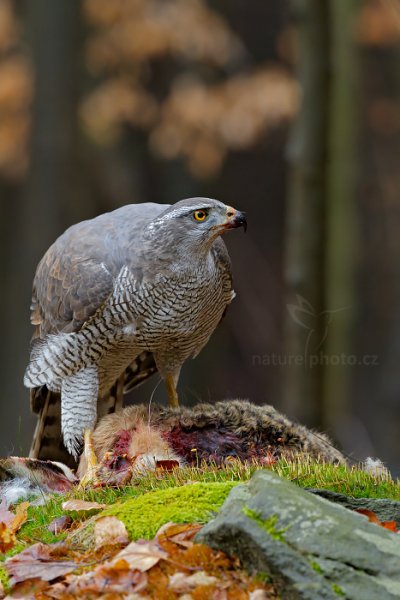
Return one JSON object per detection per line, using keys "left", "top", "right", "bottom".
{"left": 25, "top": 198, "right": 246, "bottom": 460}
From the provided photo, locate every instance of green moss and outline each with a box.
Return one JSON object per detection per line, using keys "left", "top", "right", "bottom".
{"left": 2, "top": 456, "right": 398, "bottom": 564}
{"left": 0, "top": 564, "right": 9, "bottom": 593}
{"left": 242, "top": 507, "right": 289, "bottom": 542}
{"left": 87, "top": 457, "right": 400, "bottom": 501}
{"left": 332, "top": 583, "right": 345, "bottom": 596}
{"left": 103, "top": 481, "right": 238, "bottom": 540}
{"left": 273, "top": 457, "right": 400, "bottom": 500}
{"left": 253, "top": 571, "right": 272, "bottom": 584}
{"left": 310, "top": 560, "right": 323, "bottom": 574}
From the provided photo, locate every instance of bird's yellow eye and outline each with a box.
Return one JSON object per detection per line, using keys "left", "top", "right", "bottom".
{"left": 193, "top": 210, "right": 208, "bottom": 222}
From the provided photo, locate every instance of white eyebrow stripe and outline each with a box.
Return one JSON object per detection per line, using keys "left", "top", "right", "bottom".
{"left": 156, "top": 202, "right": 221, "bottom": 222}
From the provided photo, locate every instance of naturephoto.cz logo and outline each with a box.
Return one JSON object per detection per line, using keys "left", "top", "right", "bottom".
{"left": 252, "top": 295, "right": 378, "bottom": 368}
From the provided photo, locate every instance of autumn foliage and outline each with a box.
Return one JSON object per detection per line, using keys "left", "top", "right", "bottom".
{"left": 1, "top": 510, "right": 275, "bottom": 599}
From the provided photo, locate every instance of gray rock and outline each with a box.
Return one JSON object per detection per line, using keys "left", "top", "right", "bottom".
{"left": 197, "top": 471, "right": 400, "bottom": 600}
{"left": 308, "top": 488, "right": 400, "bottom": 526}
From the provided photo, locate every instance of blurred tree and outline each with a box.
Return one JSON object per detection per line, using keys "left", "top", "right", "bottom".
{"left": 283, "top": 0, "right": 330, "bottom": 426}
{"left": 323, "top": 0, "right": 359, "bottom": 444}
{"left": 81, "top": 0, "right": 298, "bottom": 180}
{"left": 283, "top": 0, "right": 359, "bottom": 443}
{"left": 0, "top": 0, "right": 89, "bottom": 454}
{"left": 0, "top": 0, "right": 33, "bottom": 454}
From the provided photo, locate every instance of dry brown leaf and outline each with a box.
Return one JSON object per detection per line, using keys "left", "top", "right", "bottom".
{"left": 0, "top": 499, "right": 29, "bottom": 553}
{"left": 2, "top": 578, "right": 50, "bottom": 599}
{"left": 154, "top": 521, "right": 176, "bottom": 539}
{"left": 113, "top": 540, "right": 168, "bottom": 571}
{"left": 0, "top": 498, "right": 15, "bottom": 527}
{"left": 169, "top": 570, "right": 218, "bottom": 592}
{"left": 356, "top": 509, "right": 399, "bottom": 532}
{"left": 64, "top": 558, "right": 147, "bottom": 596}
{"left": 47, "top": 515, "right": 73, "bottom": 535}
{"left": 94, "top": 515, "right": 129, "bottom": 548}
{"left": 62, "top": 499, "right": 106, "bottom": 512}
{"left": 10, "top": 502, "right": 29, "bottom": 534}
{"left": 0, "top": 522, "right": 16, "bottom": 553}
{"left": 5, "top": 543, "right": 79, "bottom": 584}
{"left": 157, "top": 522, "right": 202, "bottom": 549}
{"left": 211, "top": 590, "right": 228, "bottom": 600}
{"left": 249, "top": 590, "right": 270, "bottom": 600}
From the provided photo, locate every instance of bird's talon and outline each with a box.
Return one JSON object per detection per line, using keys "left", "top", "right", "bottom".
{"left": 78, "top": 429, "right": 99, "bottom": 488}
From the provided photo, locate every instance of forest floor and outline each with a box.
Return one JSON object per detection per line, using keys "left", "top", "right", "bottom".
{"left": 1, "top": 458, "right": 399, "bottom": 599}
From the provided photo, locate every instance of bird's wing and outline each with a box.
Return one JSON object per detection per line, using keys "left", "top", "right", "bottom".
{"left": 28, "top": 203, "right": 167, "bottom": 464}
{"left": 30, "top": 203, "right": 167, "bottom": 339}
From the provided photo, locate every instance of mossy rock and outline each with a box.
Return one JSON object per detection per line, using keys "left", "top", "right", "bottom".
{"left": 103, "top": 481, "right": 238, "bottom": 540}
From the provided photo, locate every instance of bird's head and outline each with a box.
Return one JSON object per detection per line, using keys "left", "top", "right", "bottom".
{"left": 145, "top": 197, "right": 246, "bottom": 256}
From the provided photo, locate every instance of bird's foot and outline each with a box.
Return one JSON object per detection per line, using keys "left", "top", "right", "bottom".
{"left": 78, "top": 429, "right": 99, "bottom": 488}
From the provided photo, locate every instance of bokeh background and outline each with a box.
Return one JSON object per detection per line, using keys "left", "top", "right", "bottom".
{"left": 1, "top": 0, "right": 400, "bottom": 473}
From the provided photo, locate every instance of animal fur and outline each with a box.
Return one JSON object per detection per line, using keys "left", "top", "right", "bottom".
{"left": 0, "top": 457, "right": 77, "bottom": 504}
{"left": 78, "top": 399, "right": 346, "bottom": 479}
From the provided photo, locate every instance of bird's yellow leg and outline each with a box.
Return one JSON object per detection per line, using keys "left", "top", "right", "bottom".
{"left": 78, "top": 429, "right": 98, "bottom": 488}
{"left": 165, "top": 375, "right": 179, "bottom": 408}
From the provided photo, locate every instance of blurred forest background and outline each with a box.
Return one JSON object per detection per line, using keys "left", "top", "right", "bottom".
{"left": 1, "top": 0, "right": 400, "bottom": 473}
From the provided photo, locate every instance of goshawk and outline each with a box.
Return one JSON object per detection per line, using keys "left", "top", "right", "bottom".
{"left": 24, "top": 198, "right": 246, "bottom": 464}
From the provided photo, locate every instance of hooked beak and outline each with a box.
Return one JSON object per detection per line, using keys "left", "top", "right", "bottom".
{"left": 223, "top": 207, "right": 247, "bottom": 232}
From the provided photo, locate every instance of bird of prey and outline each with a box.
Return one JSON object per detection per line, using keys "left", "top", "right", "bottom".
{"left": 24, "top": 198, "right": 246, "bottom": 467}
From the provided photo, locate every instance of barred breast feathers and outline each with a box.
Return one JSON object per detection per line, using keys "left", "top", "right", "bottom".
{"left": 24, "top": 256, "right": 231, "bottom": 390}
{"left": 24, "top": 266, "right": 138, "bottom": 390}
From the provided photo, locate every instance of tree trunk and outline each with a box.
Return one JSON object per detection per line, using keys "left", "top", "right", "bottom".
{"left": 0, "top": 0, "right": 86, "bottom": 455}
{"left": 322, "top": 0, "right": 359, "bottom": 442}
{"left": 282, "top": 0, "right": 330, "bottom": 426}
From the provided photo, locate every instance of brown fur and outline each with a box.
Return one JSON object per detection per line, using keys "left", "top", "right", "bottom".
{"left": 87, "top": 399, "right": 346, "bottom": 468}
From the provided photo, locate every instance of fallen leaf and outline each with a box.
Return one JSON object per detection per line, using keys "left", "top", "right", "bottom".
{"left": 10, "top": 502, "right": 29, "bottom": 534}
{"left": 94, "top": 516, "right": 129, "bottom": 548}
{"left": 249, "top": 590, "right": 270, "bottom": 600}
{"left": 5, "top": 542, "right": 79, "bottom": 584}
{"left": 113, "top": 540, "right": 168, "bottom": 571}
{"left": 64, "top": 559, "right": 147, "bottom": 595}
{"left": 47, "top": 515, "right": 73, "bottom": 535}
{"left": 0, "top": 500, "right": 29, "bottom": 553}
{"left": 356, "top": 509, "right": 399, "bottom": 532}
{"left": 169, "top": 570, "right": 218, "bottom": 592}
{"left": 154, "top": 521, "right": 176, "bottom": 539}
{"left": 0, "top": 522, "right": 16, "bottom": 553}
{"left": 382, "top": 520, "right": 398, "bottom": 532}
{"left": 2, "top": 578, "right": 50, "bottom": 599}
{"left": 356, "top": 509, "right": 381, "bottom": 524}
{"left": 0, "top": 498, "right": 15, "bottom": 527}
{"left": 156, "top": 522, "right": 202, "bottom": 549}
{"left": 211, "top": 590, "right": 228, "bottom": 600}
{"left": 61, "top": 499, "right": 106, "bottom": 512}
